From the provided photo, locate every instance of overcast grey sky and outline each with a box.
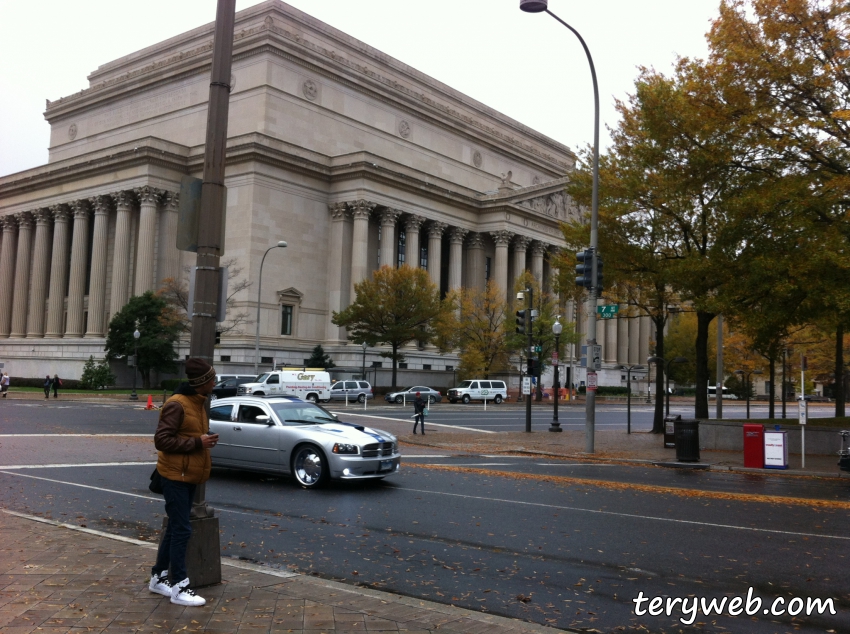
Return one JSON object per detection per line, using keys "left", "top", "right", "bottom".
{"left": 0, "top": 0, "right": 721, "bottom": 177}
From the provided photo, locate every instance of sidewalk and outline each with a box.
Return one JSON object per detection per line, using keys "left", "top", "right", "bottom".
{"left": 0, "top": 510, "right": 570, "bottom": 634}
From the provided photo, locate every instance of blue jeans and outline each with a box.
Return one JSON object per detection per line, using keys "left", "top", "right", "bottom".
{"left": 153, "top": 478, "right": 196, "bottom": 584}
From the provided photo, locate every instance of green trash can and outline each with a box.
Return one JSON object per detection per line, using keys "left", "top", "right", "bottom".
{"left": 674, "top": 418, "right": 700, "bottom": 462}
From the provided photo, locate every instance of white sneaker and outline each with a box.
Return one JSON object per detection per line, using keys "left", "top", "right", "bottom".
{"left": 148, "top": 571, "right": 172, "bottom": 597}
{"left": 170, "top": 578, "right": 206, "bottom": 606}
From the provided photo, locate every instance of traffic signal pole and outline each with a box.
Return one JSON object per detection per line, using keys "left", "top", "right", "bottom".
{"left": 526, "top": 287, "right": 533, "bottom": 432}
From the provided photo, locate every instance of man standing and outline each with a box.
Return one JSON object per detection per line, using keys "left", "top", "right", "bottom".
{"left": 412, "top": 391, "right": 427, "bottom": 435}
{"left": 148, "top": 358, "right": 219, "bottom": 607}
{"left": 1, "top": 372, "right": 9, "bottom": 398}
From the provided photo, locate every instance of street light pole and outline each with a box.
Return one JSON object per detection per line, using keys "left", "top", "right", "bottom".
{"left": 734, "top": 369, "right": 763, "bottom": 419}
{"left": 621, "top": 364, "right": 644, "bottom": 434}
{"left": 253, "top": 241, "right": 287, "bottom": 375}
{"left": 361, "top": 341, "right": 367, "bottom": 379}
{"left": 550, "top": 318, "right": 563, "bottom": 432}
{"left": 130, "top": 326, "right": 140, "bottom": 401}
{"left": 520, "top": 0, "right": 600, "bottom": 453}
{"left": 647, "top": 356, "right": 687, "bottom": 417}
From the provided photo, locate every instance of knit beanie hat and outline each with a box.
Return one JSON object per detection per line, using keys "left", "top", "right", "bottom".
{"left": 186, "top": 358, "right": 216, "bottom": 387}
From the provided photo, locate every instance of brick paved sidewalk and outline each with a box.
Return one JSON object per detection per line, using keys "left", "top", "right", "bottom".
{"left": 0, "top": 510, "right": 569, "bottom": 634}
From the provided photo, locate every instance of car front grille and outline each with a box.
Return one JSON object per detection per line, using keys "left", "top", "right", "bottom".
{"left": 361, "top": 442, "right": 395, "bottom": 458}
{"left": 236, "top": 387, "right": 247, "bottom": 395}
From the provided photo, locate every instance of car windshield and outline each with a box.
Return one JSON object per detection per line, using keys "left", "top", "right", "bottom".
{"left": 456, "top": 381, "right": 472, "bottom": 388}
{"left": 255, "top": 373, "right": 270, "bottom": 383}
{"left": 269, "top": 402, "right": 338, "bottom": 424}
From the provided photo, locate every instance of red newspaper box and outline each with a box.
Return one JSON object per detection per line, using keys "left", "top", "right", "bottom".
{"left": 743, "top": 423, "right": 765, "bottom": 468}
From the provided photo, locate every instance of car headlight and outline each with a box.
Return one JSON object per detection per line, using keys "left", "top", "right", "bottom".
{"left": 332, "top": 443, "right": 359, "bottom": 455}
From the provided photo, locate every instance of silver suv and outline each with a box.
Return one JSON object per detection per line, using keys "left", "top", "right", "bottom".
{"left": 329, "top": 380, "right": 373, "bottom": 402}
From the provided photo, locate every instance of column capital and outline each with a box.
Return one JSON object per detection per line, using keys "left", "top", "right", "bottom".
{"left": 89, "top": 195, "right": 112, "bottom": 216}
{"left": 427, "top": 221, "right": 447, "bottom": 239}
{"left": 34, "top": 208, "right": 52, "bottom": 225}
{"left": 50, "top": 204, "right": 70, "bottom": 223}
{"left": 14, "top": 211, "right": 34, "bottom": 230}
{"left": 165, "top": 191, "right": 180, "bottom": 212}
{"left": 547, "top": 245, "right": 562, "bottom": 259}
{"left": 1, "top": 215, "right": 17, "bottom": 231}
{"left": 513, "top": 235, "right": 532, "bottom": 251}
{"left": 134, "top": 186, "right": 163, "bottom": 206}
{"left": 449, "top": 227, "right": 468, "bottom": 245}
{"left": 531, "top": 240, "right": 548, "bottom": 256}
{"left": 490, "top": 230, "right": 515, "bottom": 246}
{"left": 70, "top": 199, "right": 91, "bottom": 220}
{"left": 112, "top": 190, "right": 134, "bottom": 211}
{"left": 404, "top": 214, "right": 426, "bottom": 232}
{"left": 466, "top": 232, "right": 485, "bottom": 249}
{"left": 348, "top": 199, "right": 376, "bottom": 220}
{"left": 328, "top": 202, "right": 348, "bottom": 221}
{"left": 378, "top": 207, "right": 402, "bottom": 226}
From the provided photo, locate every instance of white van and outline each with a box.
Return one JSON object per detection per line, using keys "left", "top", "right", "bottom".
{"left": 447, "top": 380, "right": 508, "bottom": 404}
{"left": 236, "top": 369, "right": 331, "bottom": 403}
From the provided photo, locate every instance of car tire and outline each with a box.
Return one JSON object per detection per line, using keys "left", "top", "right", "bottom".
{"left": 395, "top": 395, "right": 403, "bottom": 404}
{"left": 291, "top": 445, "right": 328, "bottom": 488}
{"left": 462, "top": 394, "right": 471, "bottom": 404}
{"left": 210, "top": 393, "right": 218, "bottom": 402}
{"left": 253, "top": 392, "right": 264, "bottom": 396}
{"left": 428, "top": 395, "right": 436, "bottom": 404}
{"left": 305, "top": 393, "right": 318, "bottom": 403}
{"left": 357, "top": 393, "right": 366, "bottom": 403}
{"left": 493, "top": 394, "right": 502, "bottom": 404}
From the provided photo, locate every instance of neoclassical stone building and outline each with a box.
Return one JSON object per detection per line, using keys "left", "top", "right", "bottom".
{"left": 0, "top": 0, "right": 653, "bottom": 387}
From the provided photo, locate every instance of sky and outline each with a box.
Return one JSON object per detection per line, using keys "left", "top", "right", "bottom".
{"left": 0, "top": 0, "right": 722, "bottom": 177}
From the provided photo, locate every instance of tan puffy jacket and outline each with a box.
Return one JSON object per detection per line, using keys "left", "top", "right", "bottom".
{"left": 154, "top": 392, "right": 211, "bottom": 484}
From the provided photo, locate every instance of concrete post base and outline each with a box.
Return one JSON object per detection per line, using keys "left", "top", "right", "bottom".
{"left": 159, "top": 516, "right": 222, "bottom": 587}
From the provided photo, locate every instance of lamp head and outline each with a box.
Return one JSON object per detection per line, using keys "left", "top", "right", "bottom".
{"left": 516, "top": 291, "right": 524, "bottom": 300}
{"left": 133, "top": 329, "right": 140, "bottom": 339}
{"left": 519, "top": 0, "right": 548, "bottom": 12}
{"left": 673, "top": 357, "right": 688, "bottom": 364}
{"left": 647, "top": 356, "right": 662, "bottom": 364}
{"left": 753, "top": 369, "right": 763, "bottom": 375}
{"left": 552, "top": 320, "right": 562, "bottom": 335}
{"left": 277, "top": 241, "right": 287, "bottom": 248}
{"left": 362, "top": 341, "right": 367, "bottom": 350}
{"left": 734, "top": 369, "right": 744, "bottom": 375}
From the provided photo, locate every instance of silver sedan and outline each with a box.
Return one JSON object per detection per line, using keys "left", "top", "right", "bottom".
{"left": 208, "top": 396, "right": 400, "bottom": 488}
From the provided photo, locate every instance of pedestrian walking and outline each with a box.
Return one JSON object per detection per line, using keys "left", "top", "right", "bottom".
{"left": 43, "top": 375, "right": 51, "bottom": 399}
{"left": 51, "top": 374, "right": 61, "bottom": 398}
{"left": 1, "top": 372, "right": 9, "bottom": 398}
{"left": 412, "top": 391, "right": 427, "bottom": 435}
{"left": 148, "top": 358, "right": 218, "bottom": 607}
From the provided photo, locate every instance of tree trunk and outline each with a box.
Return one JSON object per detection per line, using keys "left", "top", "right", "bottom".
{"left": 836, "top": 323, "right": 845, "bottom": 417}
{"left": 768, "top": 355, "right": 775, "bottom": 419}
{"left": 694, "top": 311, "right": 715, "bottom": 419}
{"left": 652, "top": 315, "right": 665, "bottom": 434}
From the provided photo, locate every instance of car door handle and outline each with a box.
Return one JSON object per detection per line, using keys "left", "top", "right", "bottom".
{"left": 233, "top": 426, "right": 242, "bottom": 431}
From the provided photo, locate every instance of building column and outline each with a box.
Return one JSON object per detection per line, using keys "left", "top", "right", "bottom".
{"left": 490, "top": 230, "right": 514, "bottom": 299}
{"left": 0, "top": 218, "right": 10, "bottom": 336}
{"left": 26, "top": 209, "right": 53, "bottom": 338}
{"left": 426, "top": 222, "right": 446, "bottom": 288}
{"left": 65, "top": 200, "right": 91, "bottom": 337}
{"left": 110, "top": 191, "right": 134, "bottom": 316}
{"left": 158, "top": 192, "right": 180, "bottom": 287}
{"left": 512, "top": 235, "right": 531, "bottom": 288}
{"left": 86, "top": 196, "right": 111, "bottom": 337}
{"left": 617, "top": 308, "right": 629, "bottom": 365}
{"left": 326, "top": 202, "right": 347, "bottom": 341}
{"left": 45, "top": 206, "right": 70, "bottom": 338}
{"left": 628, "top": 310, "right": 640, "bottom": 365}
{"left": 134, "top": 186, "right": 160, "bottom": 295}
{"left": 466, "top": 232, "right": 485, "bottom": 290}
{"left": 350, "top": 200, "right": 375, "bottom": 300}
{"left": 10, "top": 213, "right": 34, "bottom": 338}
{"left": 448, "top": 227, "right": 468, "bottom": 291}
{"left": 404, "top": 215, "right": 425, "bottom": 268}
{"left": 531, "top": 241, "right": 546, "bottom": 288}
{"left": 378, "top": 208, "right": 401, "bottom": 269}
{"left": 639, "top": 314, "right": 651, "bottom": 366}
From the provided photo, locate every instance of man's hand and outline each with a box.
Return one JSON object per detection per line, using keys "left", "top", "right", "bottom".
{"left": 201, "top": 433, "right": 219, "bottom": 449}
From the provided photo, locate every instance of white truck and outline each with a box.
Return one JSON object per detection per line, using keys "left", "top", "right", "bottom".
{"left": 236, "top": 369, "right": 331, "bottom": 403}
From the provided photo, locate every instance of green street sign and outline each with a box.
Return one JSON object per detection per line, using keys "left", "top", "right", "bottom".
{"left": 597, "top": 305, "right": 619, "bottom": 319}
{"left": 535, "top": 346, "right": 542, "bottom": 353}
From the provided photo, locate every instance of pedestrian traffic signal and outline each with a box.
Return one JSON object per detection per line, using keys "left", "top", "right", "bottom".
{"left": 575, "top": 249, "right": 593, "bottom": 289}
{"left": 515, "top": 310, "right": 527, "bottom": 335}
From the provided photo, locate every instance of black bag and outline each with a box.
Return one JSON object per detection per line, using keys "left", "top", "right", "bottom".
{"left": 149, "top": 467, "right": 164, "bottom": 494}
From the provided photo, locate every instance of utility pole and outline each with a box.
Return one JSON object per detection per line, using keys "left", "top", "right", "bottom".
{"left": 526, "top": 286, "right": 534, "bottom": 432}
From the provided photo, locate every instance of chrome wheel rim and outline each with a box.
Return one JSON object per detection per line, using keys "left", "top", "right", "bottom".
{"left": 293, "top": 448, "right": 323, "bottom": 486}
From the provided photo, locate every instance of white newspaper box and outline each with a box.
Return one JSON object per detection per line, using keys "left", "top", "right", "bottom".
{"left": 764, "top": 430, "right": 788, "bottom": 469}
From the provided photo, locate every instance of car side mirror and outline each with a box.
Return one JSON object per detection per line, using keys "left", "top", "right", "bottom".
{"left": 255, "top": 414, "right": 272, "bottom": 425}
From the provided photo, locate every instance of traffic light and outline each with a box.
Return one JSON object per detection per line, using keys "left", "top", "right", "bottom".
{"left": 515, "top": 310, "right": 527, "bottom": 335}
{"left": 575, "top": 248, "right": 593, "bottom": 289}
{"left": 596, "top": 254, "right": 604, "bottom": 291}
{"left": 215, "top": 330, "right": 221, "bottom": 345}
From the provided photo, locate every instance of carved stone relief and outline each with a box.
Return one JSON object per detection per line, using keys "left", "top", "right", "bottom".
{"left": 518, "top": 191, "right": 568, "bottom": 219}
{"left": 472, "top": 150, "right": 482, "bottom": 168}
{"left": 302, "top": 79, "right": 318, "bottom": 101}
{"left": 398, "top": 119, "right": 411, "bottom": 139}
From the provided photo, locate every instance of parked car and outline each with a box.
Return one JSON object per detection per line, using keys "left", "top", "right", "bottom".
{"left": 208, "top": 396, "right": 400, "bottom": 488}
{"left": 384, "top": 386, "right": 443, "bottom": 404}
{"left": 447, "top": 380, "right": 507, "bottom": 404}
{"left": 329, "top": 380, "right": 374, "bottom": 403}
{"left": 211, "top": 376, "right": 258, "bottom": 401}
{"left": 216, "top": 374, "right": 256, "bottom": 384}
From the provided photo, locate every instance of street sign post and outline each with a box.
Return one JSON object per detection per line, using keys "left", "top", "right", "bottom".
{"left": 587, "top": 371, "right": 598, "bottom": 391}
{"left": 522, "top": 376, "right": 532, "bottom": 395}
{"left": 597, "top": 305, "right": 619, "bottom": 319}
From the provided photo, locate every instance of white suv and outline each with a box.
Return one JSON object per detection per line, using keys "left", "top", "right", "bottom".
{"left": 447, "top": 380, "right": 507, "bottom": 404}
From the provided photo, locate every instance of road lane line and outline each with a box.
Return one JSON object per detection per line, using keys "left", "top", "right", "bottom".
{"left": 392, "top": 486, "right": 850, "bottom": 541}
{"left": 0, "top": 461, "right": 155, "bottom": 469}
{"left": 329, "top": 411, "right": 495, "bottom": 433}
{"left": 0, "top": 434, "right": 153, "bottom": 437}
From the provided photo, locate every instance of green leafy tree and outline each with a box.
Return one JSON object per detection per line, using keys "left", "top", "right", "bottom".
{"left": 79, "top": 355, "right": 117, "bottom": 390}
{"left": 332, "top": 265, "right": 449, "bottom": 388}
{"left": 105, "top": 291, "right": 181, "bottom": 388}
{"left": 305, "top": 345, "right": 336, "bottom": 369}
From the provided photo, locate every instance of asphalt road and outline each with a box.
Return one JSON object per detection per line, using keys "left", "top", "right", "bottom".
{"left": 1, "top": 402, "right": 847, "bottom": 633}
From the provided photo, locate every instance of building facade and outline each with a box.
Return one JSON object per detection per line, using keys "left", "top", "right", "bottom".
{"left": 0, "top": 0, "right": 653, "bottom": 388}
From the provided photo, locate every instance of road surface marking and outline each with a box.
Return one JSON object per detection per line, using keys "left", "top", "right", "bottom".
{"left": 0, "top": 461, "right": 155, "bottom": 469}
{"left": 329, "top": 411, "right": 494, "bottom": 433}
